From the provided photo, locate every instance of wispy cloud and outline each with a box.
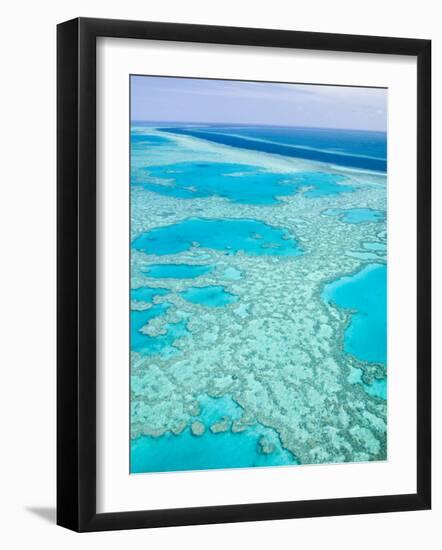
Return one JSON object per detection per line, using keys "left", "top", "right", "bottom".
{"left": 131, "top": 76, "right": 387, "bottom": 131}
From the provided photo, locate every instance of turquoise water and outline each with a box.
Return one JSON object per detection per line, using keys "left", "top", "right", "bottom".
{"left": 131, "top": 286, "right": 168, "bottom": 303}
{"left": 130, "top": 117, "right": 387, "bottom": 472}
{"left": 143, "top": 263, "right": 214, "bottom": 279}
{"left": 296, "top": 172, "right": 356, "bottom": 198}
{"left": 131, "top": 302, "right": 189, "bottom": 356}
{"left": 323, "top": 264, "right": 387, "bottom": 364}
{"left": 348, "top": 366, "right": 387, "bottom": 400}
{"left": 222, "top": 266, "right": 243, "bottom": 280}
{"left": 130, "top": 286, "right": 189, "bottom": 356}
{"left": 131, "top": 132, "right": 171, "bottom": 147}
{"left": 366, "top": 377, "right": 387, "bottom": 399}
{"left": 323, "top": 207, "right": 385, "bottom": 224}
{"left": 131, "top": 315, "right": 189, "bottom": 357}
{"left": 180, "top": 285, "right": 239, "bottom": 307}
{"left": 131, "top": 396, "right": 297, "bottom": 473}
{"left": 131, "top": 304, "right": 169, "bottom": 350}
{"left": 132, "top": 218, "right": 303, "bottom": 257}
{"left": 135, "top": 160, "right": 354, "bottom": 204}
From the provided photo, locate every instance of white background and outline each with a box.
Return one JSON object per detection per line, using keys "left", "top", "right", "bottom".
{"left": 0, "top": 0, "right": 440, "bottom": 548}
{"left": 98, "top": 38, "right": 417, "bottom": 512}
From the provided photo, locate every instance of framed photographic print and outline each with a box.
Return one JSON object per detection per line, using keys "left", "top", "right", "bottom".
{"left": 57, "top": 17, "right": 431, "bottom": 531}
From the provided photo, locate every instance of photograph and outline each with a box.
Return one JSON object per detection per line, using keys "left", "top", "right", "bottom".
{"left": 129, "top": 75, "right": 388, "bottom": 474}
{"left": 0, "top": 2, "right": 432, "bottom": 541}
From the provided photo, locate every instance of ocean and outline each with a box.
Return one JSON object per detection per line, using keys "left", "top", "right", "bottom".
{"left": 130, "top": 122, "right": 387, "bottom": 473}
{"left": 157, "top": 124, "right": 387, "bottom": 172}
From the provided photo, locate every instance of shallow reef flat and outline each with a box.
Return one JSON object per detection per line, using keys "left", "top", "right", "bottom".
{"left": 131, "top": 396, "right": 296, "bottom": 472}
{"left": 130, "top": 126, "right": 387, "bottom": 471}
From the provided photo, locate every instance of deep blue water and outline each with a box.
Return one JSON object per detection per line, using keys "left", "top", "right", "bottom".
{"left": 135, "top": 160, "right": 354, "bottom": 203}
{"left": 131, "top": 396, "right": 297, "bottom": 473}
{"left": 180, "top": 285, "right": 239, "bottom": 307}
{"left": 132, "top": 218, "right": 303, "bottom": 257}
{"left": 159, "top": 125, "right": 387, "bottom": 172}
{"left": 323, "top": 264, "right": 387, "bottom": 365}
{"left": 143, "top": 263, "right": 214, "bottom": 279}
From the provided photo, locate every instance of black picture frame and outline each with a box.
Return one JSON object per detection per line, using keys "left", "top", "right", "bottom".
{"left": 57, "top": 17, "right": 431, "bottom": 532}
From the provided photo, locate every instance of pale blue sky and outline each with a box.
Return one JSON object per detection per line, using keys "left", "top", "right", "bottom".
{"left": 131, "top": 75, "right": 387, "bottom": 131}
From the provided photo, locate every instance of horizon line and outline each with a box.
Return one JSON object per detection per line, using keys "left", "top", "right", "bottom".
{"left": 131, "top": 120, "right": 387, "bottom": 133}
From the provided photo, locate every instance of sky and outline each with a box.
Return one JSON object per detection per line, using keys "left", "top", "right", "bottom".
{"left": 131, "top": 75, "right": 387, "bottom": 131}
